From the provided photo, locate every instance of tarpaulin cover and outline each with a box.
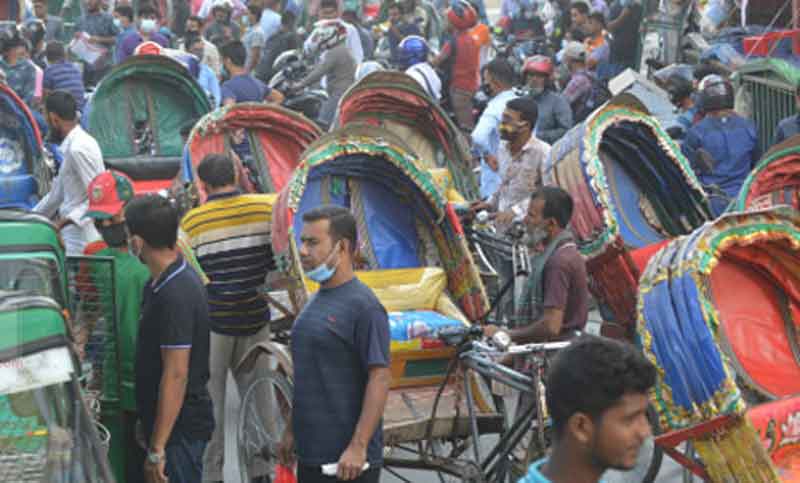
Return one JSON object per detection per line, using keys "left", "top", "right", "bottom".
{"left": 87, "top": 55, "right": 210, "bottom": 160}
{"left": 0, "top": 84, "right": 44, "bottom": 209}
{"left": 748, "top": 396, "right": 800, "bottom": 481}
{"left": 337, "top": 71, "right": 478, "bottom": 200}
{"left": 543, "top": 103, "right": 710, "bottom": 329}
{"left": 187, "top": 103, "right": 320, "bottom": 201}
{"left": 638, "top": 207, "right": 800, "bottom": 425}
{"left": 733, "top": 134, "right": 800, "bottom": 211}
{"left": 637, "top": 209, "right": 800, "bottom": 481}
{"left": 273, "top": 124, "right": 488, "bottom": 323}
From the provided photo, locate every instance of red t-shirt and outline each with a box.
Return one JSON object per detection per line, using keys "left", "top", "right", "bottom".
{"left": 443, "top": 31, "right": 480, "bottom": 92}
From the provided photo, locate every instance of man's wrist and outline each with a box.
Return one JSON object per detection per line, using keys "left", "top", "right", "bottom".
{"left": 349, "top": 438, "right": 368, "bottom": 450}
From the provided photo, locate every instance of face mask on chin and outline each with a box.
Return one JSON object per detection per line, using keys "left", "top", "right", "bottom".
{"left": 304, "top": 241, "right": 341, "bottom": 284}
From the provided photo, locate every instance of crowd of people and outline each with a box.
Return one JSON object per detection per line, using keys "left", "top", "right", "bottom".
{"left": 0, "top": 0, "right": 796, "bottom": 482}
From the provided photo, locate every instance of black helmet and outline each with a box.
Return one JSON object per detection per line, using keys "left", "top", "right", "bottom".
{"left": 698, "top": 74, "right": 734, "bottom": 112}
{"left": 665, "top": 74, "right": 694, "bottom": 105}
{"left": 22, "top": 19, "right": 47, "bottom": 48}
{"left": 0, "top": 26, "right": 24, "bottom": 54}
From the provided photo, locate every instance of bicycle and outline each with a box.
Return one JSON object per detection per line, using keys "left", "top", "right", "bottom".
{"left": 377, "top": 325, "right": 567, "bottom": 483}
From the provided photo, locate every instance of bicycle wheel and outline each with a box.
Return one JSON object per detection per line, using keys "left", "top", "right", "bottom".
{"left": 236, "top": 370, "right": 293, "bottom": 482}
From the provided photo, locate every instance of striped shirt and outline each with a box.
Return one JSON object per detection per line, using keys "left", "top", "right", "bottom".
{"left": 43, "top": 61, "right": 86, "bottom": 109}
{"left": 180, "top": 191, "right": 275, "bottom": 336}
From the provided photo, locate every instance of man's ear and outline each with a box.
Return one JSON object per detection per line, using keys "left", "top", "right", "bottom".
{"left": 567, "top": 412, "right": 595, "bottom": 447}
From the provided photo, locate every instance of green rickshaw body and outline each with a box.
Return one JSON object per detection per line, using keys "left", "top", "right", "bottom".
{"left": 0, "top": 210, "right": 67, "bottom": 307}
{"left": 0, "top": 293, "right": 115, "bottom": 482}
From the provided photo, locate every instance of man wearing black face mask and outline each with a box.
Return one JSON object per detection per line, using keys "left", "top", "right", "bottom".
{"left": 80, "top": 169, "right": 152, "bottom": 483}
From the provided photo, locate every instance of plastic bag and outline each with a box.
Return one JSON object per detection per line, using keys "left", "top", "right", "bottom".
{"left": 275, "top": 464, "right": 297, "bottom": 483}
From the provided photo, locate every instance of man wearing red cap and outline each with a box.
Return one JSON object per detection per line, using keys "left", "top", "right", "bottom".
{"left": 432, "top": 0, "right": 480, "bottom": 132}
{"left": 79, "top": 170, "right": 207, "bottom": 483}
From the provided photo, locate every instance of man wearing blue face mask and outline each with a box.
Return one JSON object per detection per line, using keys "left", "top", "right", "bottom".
{"left": 118, "top": 4, "right": 170, "bottom": 63}
{"left": 278, "top": 205, "right": 391, "bottom": 483}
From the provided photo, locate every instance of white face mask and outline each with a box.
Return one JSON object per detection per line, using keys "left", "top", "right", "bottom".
{"left": 113, "top": 17, "right": 122, "bottom": 28}
{"left": 140, "top": 18, "right": 158, "bottom": 34}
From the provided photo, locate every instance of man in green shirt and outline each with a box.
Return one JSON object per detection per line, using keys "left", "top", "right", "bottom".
{"left": 79, "top": 170, "right": 208, "bottom": 483}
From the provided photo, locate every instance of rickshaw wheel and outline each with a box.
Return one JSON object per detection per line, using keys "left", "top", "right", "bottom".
{"left": 236, "top": 370, "right": 293, "bottom": 482}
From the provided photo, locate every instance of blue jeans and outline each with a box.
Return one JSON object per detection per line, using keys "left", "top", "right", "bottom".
{"left": 165, "top": 437, "right": 208, "bottom": 483}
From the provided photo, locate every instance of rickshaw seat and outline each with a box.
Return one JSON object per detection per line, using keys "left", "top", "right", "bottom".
{"left": 105, "top": 156, "right": 182, "bottom": 181}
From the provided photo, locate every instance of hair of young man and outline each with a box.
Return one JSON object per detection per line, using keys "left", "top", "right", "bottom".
{"left": 115, "top": 5, "right": 134, "bottom": 22}
{"left": 486, "top": 57, "right": 515, "bottom": 87}
{"left": 546, "top": 335, "right": 656, "bottom": 437}
{"left": 589, "top": 11, "right": 605, "bottom": 27}
{"left": 571, "top": 2, "right": 590, "bottom": 15}
{"left": 281, "top": 10, "right": 296, "bottom": 27}
{"left": 45, "top": 40, "right": 65, "bottom": 63}
{"left": 320, "top": 0, "right": 339, "bottom": 13}
{"left": 220, "top": 40, "right": 247, "bottom": 66}
{"left": 188, "top": 15, "right": 204, "bottom": 27}
{"left": 506, "top": 96, "right": 539, "bottom": 128}
{"left": 302, "top": 205, "right": 358, "bottom": 254}
{"left": 248, "top": 3, "right": 264, "bottom": 21}
{"left": 138, "top": 4, "right": 158, "bottom": 19}
{"left": 197, "top": 153, "right": 236, "bottom": 188}
{"left": 45, "top": 90, "right": 78, "bottom": 121}
{"left": 531, "top": 186, "right": 574, "bottom": 228}
{"left": 125, "top": 194, "right": 179, "bottom": 249}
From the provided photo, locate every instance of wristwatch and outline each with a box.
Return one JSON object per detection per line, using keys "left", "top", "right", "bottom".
{"left": 147, "top": 450, "right": 165, "bottom": 465}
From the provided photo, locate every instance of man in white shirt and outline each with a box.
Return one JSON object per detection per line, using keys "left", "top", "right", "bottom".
{"left": 35, "top": 91, "right": 104, "bottom": 255}
{"left": 399, "top": 36, "right": 441, "bottom": 102}
{"left": 308, "top": 0, "right": 364, "bottom": 65}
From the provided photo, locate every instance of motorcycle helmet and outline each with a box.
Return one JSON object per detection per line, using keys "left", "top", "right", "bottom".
{"left": 698, "top": 74, "right": 734, "bottom": 113}
{"left": 398, "top": 35, "right": 428, "bottom": 69}
{"left": 0, "top": 26, "right": 24, "bottom": 54}
{"left": 523, "top": 55, "right": 553, "bottom": 77}
{"left": 304, "top": 19, "right": 348, "bottom": 57}
{"left": 446, "top": 0, "right": 477, "bottom": 31}
{"left": 21, "top": 19, "right": 46, "bottom": 48}
{"left": 355, "top": 60, "right": 384, "bottom": 81}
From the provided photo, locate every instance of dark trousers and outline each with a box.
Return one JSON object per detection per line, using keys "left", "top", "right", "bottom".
{"left": 164, "top": 437, "right": 208, "bottom": 483}
{"left": 297, "top": 465, "right": 381, "bottom": 483}
{"left": 123, "top": 411, "right": 146, "bottom": 483}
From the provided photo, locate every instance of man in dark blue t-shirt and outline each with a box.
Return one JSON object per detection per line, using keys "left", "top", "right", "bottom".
{"left": 279, "top": 205, "right": 391, "bottom": 483}
{"left": 219, "top": 40, "right": 284, "bottom": 106}
{"left": 125, "top": 195, "right": 214, "bottom": 483}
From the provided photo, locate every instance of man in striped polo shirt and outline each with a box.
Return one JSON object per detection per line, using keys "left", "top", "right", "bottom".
{"left": 180, "top": 153, "right": 275, "bottom": 482}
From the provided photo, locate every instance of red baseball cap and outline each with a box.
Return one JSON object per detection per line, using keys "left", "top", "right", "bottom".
{"left": 85, "top": 170, "right": 135, "bottom": 219}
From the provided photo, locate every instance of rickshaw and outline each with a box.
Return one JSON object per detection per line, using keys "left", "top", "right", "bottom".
{"left": 0, "top": 0, "right": 24, "bottom": 22}
{"left": 731, "top": 133, "right": 800, "bottom": 212}
{"left": 0, "top": 210, "right": 125, "bottom": 481}
{"left": 85, "top": 55, "right": 212, "bottom": 195}
{"left": 0, "top": 84, "right": 53, "bottom": 210}
{"left": 183, "top": 102, "right": 322, "bottom": 204}
{"left": 637, "top": 207, "right": 800, "bottom": 481}
{"left": 0, "top": 291, "right": 115, "bottom": 482}
{"left": 541, "top": 96, "right": 711, "bottom": 338}
{"left": 0, "top": 210, "right": 67, "bottom": 306}
{"left": 233, "top": 124, "right": 497, "bottom": 481}
{"left": 337, "top": 71, "right": 479, "bottom": 201}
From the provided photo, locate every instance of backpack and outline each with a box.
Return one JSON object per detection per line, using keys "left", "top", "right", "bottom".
{"left": 572, "top": 71, "right": 612, "bottom": 123}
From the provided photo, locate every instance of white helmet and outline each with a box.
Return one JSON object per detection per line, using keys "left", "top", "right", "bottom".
{"left": 305, "top": 19, "right": 348, "bottom": 57}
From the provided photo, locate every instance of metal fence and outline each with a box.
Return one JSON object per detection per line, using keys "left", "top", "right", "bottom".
{"left": 66, "top": 256, "right": 119, "bottom": 419}
{"left": 738, "top": 74, "right": 797, "bottom": 154}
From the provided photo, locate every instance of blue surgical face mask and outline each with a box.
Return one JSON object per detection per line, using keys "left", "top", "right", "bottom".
{"left": 113, "top": 17, "right": 122, "bottom": 29}
{"left": 140, "top": 18, "right": 157, "bottom": 34}
{"left": 305, "top": 241, "right": 340, "bottom": 284}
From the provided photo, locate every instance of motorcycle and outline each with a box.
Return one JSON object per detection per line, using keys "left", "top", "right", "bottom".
{"left": 268, "top": 50, "right": 328, "bottom": 125}
{"left": 491, "top": 28, "right": 552, "bottom": 76}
